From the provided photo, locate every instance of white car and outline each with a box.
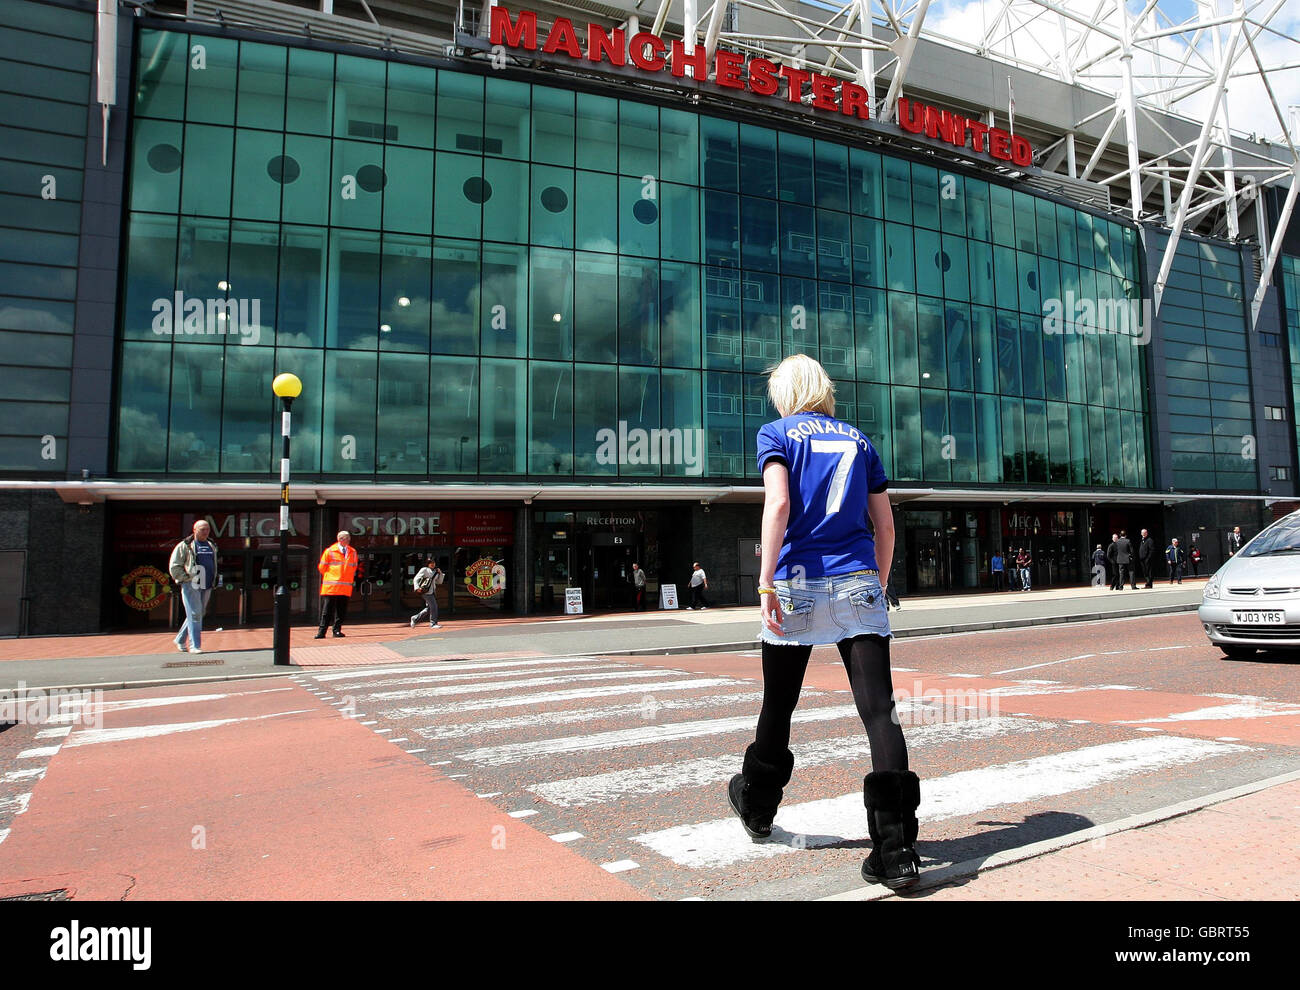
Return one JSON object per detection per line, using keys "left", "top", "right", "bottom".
{"left": 1199, "top": 511, "right": 1300, "bottom": 659}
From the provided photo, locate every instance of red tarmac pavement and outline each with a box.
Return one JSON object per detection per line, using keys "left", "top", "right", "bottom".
{"left": 0, "top": 678, "right": 642, "bottom": 900}
{"left": 3, "top": 612, "right": 1297, "bottom": 900}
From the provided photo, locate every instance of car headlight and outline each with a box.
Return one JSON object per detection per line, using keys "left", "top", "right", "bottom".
{"left": 1203, "top": 575, "right": 1222, "bottom": 599}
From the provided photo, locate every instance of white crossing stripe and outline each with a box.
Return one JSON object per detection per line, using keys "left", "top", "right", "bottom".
{"left": 1, "top": 768, "right": 46, "bottom": 783}
{"left": 368, "top": 669, "right": 684, "bottom": 701}
{"left": 35, "top": 726, "right": 73, "bottom": 739}
{"left": 312, "top": 655, "right": 600, "bottom": 683}
{"left": 1117, "top": 700, "right": 1300, "bottom": 723}
{"left": 0, "top": 829, "right": 8, "bottom": 846}
{"left": 530, "top": 716, "right": 1053, "bottom": 808}
{"left": 986, "top": 684, "right": 1141, "bottom": 697}
{"left": 601, "top": 860, "right": 639, "bottom": 874}
{"left": 75, "top": 688, "right": 295, "bottom": 715}
{"left": 550, "top": 832, "right": 583, "bottom": 843}
{"left": 381, "top": 678, "right": 741, "bottom": 719}
{"left": 454, "top": 704, "right": 864, "bottom": 768}
{"left": 0, "top": 793, "right": 31, "bottom": 815}
{"left": 337, "top": 663, "right": 621, "bottom": 693}
{"left": 17, "top": 747, "right": 60, "bottom": 759}
{"left": 631, "top": 736, "right": 1252, "bottom": 870}
{"left": 508, "top": 809, "right": 538, "bottom": 818}
{"left": 64, "top": 710, "right": 312, "bottom": 747}
{"left": 416, "top": 691, "right": 771, "bottom": 741}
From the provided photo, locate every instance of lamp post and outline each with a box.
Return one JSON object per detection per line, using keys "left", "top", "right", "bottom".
{"left": 272, "top": 372, "right": 302, "bottom": 666}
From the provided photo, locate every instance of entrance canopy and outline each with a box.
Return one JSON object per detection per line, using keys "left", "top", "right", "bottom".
{"left": 21, "top": 480, "right": 1271, "bottom": 507}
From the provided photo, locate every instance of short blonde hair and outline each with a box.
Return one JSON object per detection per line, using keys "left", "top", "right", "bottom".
{"left": 767, "top": 354, "right": 835, "bottom": 418}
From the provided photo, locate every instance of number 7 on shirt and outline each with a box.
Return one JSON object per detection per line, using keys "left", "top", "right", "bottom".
{"left": 810, "top": 439, "right": 858, "bottom": 514}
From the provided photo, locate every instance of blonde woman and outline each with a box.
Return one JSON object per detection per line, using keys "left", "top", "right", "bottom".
{"left": 726, "top": 354, "right": 921, "bottom": 889}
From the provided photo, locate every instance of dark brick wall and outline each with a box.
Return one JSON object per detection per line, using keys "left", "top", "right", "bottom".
{"left": 0, "top": 490, "right": 104, "bottom": 634}
{"left": 1161, "top": 498, "right": 1270, "bottom": 574}
{"left": 688, "top": 503, "right": 763, "bottom": 605}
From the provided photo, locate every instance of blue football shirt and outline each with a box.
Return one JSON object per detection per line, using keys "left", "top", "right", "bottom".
{"left": 194, "top": 540, "right": 216, "bottom": 590}
{"left": 756, "top": 411, "right": 889, "bottom": 579}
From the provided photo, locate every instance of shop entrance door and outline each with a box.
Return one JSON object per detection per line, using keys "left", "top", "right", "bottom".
{"left": 205, "top": 552, "right": 308, "bottom": 626}
{"left": 536, "top": 545, "right": 574, "bottom": 612}
{"left": 354, "top": 550, "right": 395, "bottom": 618}
{"left": 912, "top": 531, "right": 947, "bottom": 590}
{"left": 247, "top": 552, "right": 307, "bottom": 622}
{"left": 588, "top": 537, "right": 638, "bottom": 610}
{"left": 0, "top": 550, "right": 25, "bottom": 636}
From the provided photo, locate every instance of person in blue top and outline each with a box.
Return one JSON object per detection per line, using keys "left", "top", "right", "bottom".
{"left": 991, "top": 551, "right": 1005, "bottom": 592}
{"left": 168, "top": 518, "right": 218, "bottom": 654}
{"left": 725, "top": 354, "right": 922, "bottom": 889}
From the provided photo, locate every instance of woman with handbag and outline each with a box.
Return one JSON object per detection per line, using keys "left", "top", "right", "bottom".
{"left": 727, "top": 354, "right": 921, "bottom": 889}
{"left": 409, "top": 557, "right": 444, "bottom": 629}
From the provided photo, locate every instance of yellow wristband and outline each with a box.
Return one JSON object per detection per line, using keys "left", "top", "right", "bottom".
{"left": 757, "top": 587, "right": 777, "bottom": 595}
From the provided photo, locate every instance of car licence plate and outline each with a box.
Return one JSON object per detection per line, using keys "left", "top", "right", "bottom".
{"left": 1231, "top": 610, "right": 1285, "bottom": 625}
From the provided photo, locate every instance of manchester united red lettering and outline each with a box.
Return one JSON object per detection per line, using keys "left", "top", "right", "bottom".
{"left": 488, "top": 7, "right": 1036, "bottom": 167}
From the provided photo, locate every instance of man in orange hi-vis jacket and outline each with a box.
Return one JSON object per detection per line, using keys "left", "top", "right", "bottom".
{"left": 315, "top": 530, "right": 359, "bottom": 638}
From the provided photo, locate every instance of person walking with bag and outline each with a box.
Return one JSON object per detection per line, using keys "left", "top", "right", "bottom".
{"left": 409, "top": 556, "right": 443, "bottom": 629}
{"left": 169, "top": 518, "right": 218, "bottom": 654}
{"left": 688, "top": 562, "right": 710, "bottom": 610}
{"left": 728, "top": 354, "right": 920, "bottom": 890}
{"left": 315, "top": 530, "right": 358, "bottom": 638}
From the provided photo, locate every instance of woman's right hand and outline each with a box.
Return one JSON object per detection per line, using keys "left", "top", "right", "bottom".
{"left": 761, "top": 591, "right": 784, "bottom": 635}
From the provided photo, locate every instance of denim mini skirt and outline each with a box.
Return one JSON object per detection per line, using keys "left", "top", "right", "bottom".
{"left": 758, "top": 571, "right": 892, "bottom": 646}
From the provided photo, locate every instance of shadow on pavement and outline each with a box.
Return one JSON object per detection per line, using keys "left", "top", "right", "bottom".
{"left": 890, "top": 810, "right": 1098, "bottom": 899}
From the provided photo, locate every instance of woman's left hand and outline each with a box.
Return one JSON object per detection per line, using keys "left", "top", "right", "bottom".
{"left": 761, "top": 592, "right": 784, "bottom": 635}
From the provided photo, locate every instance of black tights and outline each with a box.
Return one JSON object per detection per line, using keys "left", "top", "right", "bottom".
{"left": 753, "top": 635, "right": 908, "bottom": 773}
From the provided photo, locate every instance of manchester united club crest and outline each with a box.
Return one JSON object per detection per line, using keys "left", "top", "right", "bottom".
{"left": 120, "top": 565, "right": 171, "bottom": 611}
{"left": 463, "top": 557, "right": 504, "bottom": 599}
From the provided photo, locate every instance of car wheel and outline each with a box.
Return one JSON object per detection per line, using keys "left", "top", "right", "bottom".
{"left": 1221, "top": 646, "right": 1256, "bottom": 659}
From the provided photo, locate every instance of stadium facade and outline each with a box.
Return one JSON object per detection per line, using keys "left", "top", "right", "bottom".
{"left": 1, "top": 0, "right": 1298, "bottom": 634}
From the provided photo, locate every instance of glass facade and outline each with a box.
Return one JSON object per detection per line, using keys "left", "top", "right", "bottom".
{"left": 1284, "top": 254, "right": 1300, "bottom": 463}
{"left": 117, "top": 27, "right": 1150, "bottom": 488}
{"left": 1150, "top": 231, "right": 1255, "bottom": 491}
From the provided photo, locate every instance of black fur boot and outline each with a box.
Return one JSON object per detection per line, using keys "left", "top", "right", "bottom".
{"left": 726, "top": 743, "right": 794, "bottom": 840}
{"left": 861, "top": 770, "right": 922, "bottom": 889}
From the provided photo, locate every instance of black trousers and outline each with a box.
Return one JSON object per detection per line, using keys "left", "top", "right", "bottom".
{"left": 992, "top": 570, "right": 1004, "bottom": 591}
{"left": 318, "top": 594, "right": 349, "bottom": 633}
{"left": 1140, "top": 560, "right": 1153, "bottom": 587}
{"left": 753, "top": 635, "right": 907, "bottom": 773}
{"left": 690, "top": 584, "right": 709, "bottom": 608}
{"left": 1117, "top": 563, "right": 1134, "bottom": 588}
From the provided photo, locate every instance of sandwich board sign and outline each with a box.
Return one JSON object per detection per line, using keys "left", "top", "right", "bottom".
{"left": 564, "top": 587, "right": 584, "bottom": 614}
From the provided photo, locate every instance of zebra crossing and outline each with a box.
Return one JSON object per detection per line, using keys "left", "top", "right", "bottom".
{"left": 292, "top": 650, "right": 1275, "bottom": 899}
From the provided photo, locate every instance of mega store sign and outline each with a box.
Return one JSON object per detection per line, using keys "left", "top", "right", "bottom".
{"left": 488, "top": 6, "right": 1033, "bottom": 167}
